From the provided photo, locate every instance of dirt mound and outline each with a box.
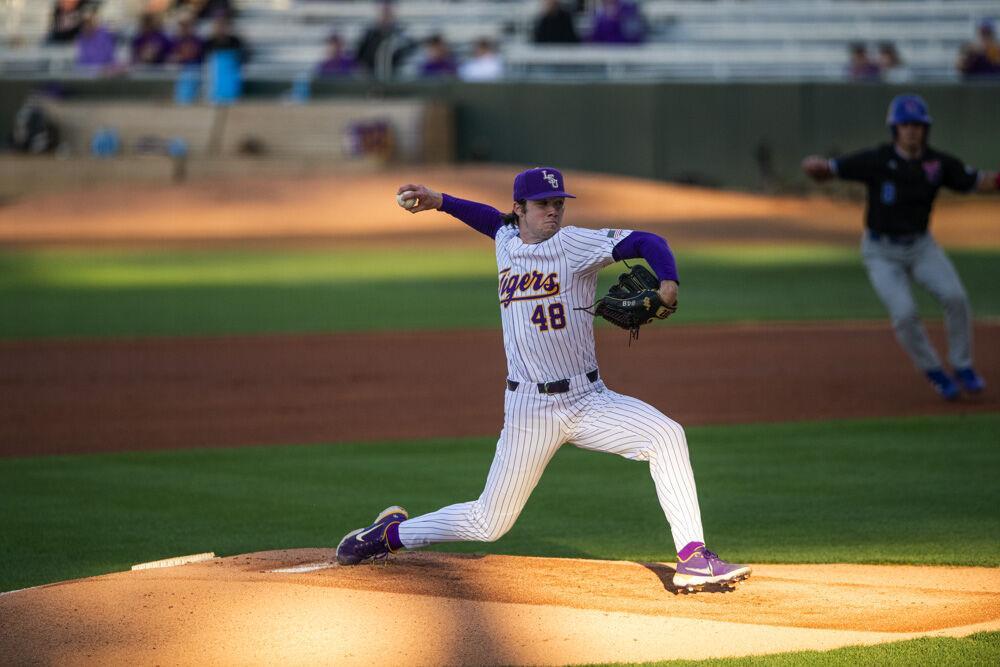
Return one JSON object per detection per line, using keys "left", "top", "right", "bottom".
{"left": 2, "top": 550, "right": 997, "bottom": 665}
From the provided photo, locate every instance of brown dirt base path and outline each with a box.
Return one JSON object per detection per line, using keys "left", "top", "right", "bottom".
{"left": 2, "top": 322, "right": 999, "bottom": 457}
{"left": 1, "top": 550, "right": 998, "bottom": 665}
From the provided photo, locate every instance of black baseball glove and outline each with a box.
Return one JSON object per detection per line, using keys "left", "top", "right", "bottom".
{"left": 582, "top": 265, "right": 676, "bottom": 340}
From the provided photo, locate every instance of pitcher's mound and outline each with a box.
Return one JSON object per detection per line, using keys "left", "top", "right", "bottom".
{"left": 2, "top": 550, "right": 998, "bottom": 665}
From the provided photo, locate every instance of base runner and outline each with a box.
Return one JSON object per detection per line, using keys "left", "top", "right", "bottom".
{"left": 802, "top": 94, "right": 998, "bottom": 399}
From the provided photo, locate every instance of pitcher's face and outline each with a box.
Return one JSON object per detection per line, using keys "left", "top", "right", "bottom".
{"left": 518, "top": 197, "right": 566, "bottom": 243}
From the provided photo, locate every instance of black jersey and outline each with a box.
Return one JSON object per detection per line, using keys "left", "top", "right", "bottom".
{"left": 831, "top": 143, "right": 980, "bottom": 236}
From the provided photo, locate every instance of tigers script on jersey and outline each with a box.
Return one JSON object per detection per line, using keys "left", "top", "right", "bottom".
{"left": 495, "top": 224, "right": 632, "bottom": 383}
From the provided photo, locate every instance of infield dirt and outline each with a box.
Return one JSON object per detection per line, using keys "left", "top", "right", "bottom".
{"left": 2, "top": 322, "right": 999, "bottom": 457}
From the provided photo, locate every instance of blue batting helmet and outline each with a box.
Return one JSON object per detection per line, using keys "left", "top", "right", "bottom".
{"left": 885, "top": 94, "right": 932, "bottom": 127}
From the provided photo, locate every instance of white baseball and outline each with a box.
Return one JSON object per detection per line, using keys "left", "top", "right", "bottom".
{"left": 396, "top": 191, "right": 418, "bottom": 209}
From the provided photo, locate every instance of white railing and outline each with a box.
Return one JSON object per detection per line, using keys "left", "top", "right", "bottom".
{"left": 502, "top": 43, "right": 964, "bottom": 82}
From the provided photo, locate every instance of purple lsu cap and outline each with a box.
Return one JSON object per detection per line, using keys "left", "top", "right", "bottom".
{"left": 512, "top": 167, "right": 576, "bottom": 201}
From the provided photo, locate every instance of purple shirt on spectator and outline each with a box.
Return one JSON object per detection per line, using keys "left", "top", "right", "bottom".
{"left": 590, "top": 0, "right": 646, "bottom": 44}
{"left": 168, "top": 35, "right": 205, "bottom": 65}
{"left": 421, "top": 58, "right": 457, "bottom": 77}
{"left": 77, "top": 27, "right": 117, "bottom": 67}
{"left": 960, "top": 51, "right": 1000, "bottom": 78}
{"left": 132, "top": 31, "right": 172, "bottom": 65}
{"left": 316, "top": 55, "right": 357, "bottom": 77}
{"left": 847, "top": 61, "right": 881, "bottom": 81}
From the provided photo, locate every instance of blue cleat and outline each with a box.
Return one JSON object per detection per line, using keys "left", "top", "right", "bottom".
{"left": 954, "top": 368, "right": 985, "bottom": 394}
{"left": 925, "top": 369, "right": 960, "bottom": 401}
{"left": 336, "top": 506, "right": 409, "bottom": 565}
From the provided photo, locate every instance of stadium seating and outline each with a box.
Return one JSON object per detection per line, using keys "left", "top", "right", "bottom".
{"left": 0, "top": 0, "right": 996, "bottom": 81}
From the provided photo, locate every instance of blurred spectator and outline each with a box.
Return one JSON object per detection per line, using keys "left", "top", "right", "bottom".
{"left": 956, "top": 42, "right": 998, "bottom": 80}
{"left": 877, "top": 42, "right": 912, "bottom": 83}
{"left": 173, "top": 0, "right": 235, "bottom": 21}
{"left": 166, "top": 14, "right": 205, "bottom": 66}
{"left": 955, "top": 19, "right": 1000, "bottom": 80}
{"left": 131, "top": 13, "right": 172, "bottom": 65}
{"left": 419, "top": 35, "right": 457, "bottom": 78}
{"left": 203, "top": 13, "right": 249, "bottom": 63}
{"left": 846, "top": 43, "right": 880, "bottom": 81}
{"left": 355, "top": 1, "right": 409, "bottom": 75}
{"left": 976, "top": 19, "right": 1000, "bottom": 66}
{"left": 589, "top": 0, "right": 646, "bottom": 45}
{"left": 316, "top": 34, "right": 357, "bottom": 78}
{"left": 459, "top": 38, "right": 504, "bottom": 82}
{"left": 534, "top": 0, "right": 580, "bottom": 44}
{"left": 202, "top": 14, "right": 246, "bottom": 103}
{"left": 50, "top": 0, "right": 96, "bottom": 44}
{"left": 76, "top": 9, "right": 119, "bottom": 69}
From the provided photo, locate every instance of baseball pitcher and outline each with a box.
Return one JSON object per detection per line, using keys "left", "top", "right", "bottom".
{"left": 336, "top": 167, "right": 750, "bottom": 592}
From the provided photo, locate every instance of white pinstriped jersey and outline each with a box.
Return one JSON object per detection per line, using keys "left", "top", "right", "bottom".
{"left": 495, "top": 224, "right": 632, "bottom": 382}
{"left": 397, "top": 215, "right": 707, "bottom": 557}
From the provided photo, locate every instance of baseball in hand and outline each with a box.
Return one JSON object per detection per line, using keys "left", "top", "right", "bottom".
{"left": 396, "top": 191, "right": 418, "bottom": 209}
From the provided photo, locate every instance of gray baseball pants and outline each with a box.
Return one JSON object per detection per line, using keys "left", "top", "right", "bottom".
{"left": 860, "top": 232, "right": 973, "bottom": 371}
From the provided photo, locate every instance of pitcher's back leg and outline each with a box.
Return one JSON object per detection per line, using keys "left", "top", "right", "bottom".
{"left": 398, "top": 393, "right": 566, "bottom": 548}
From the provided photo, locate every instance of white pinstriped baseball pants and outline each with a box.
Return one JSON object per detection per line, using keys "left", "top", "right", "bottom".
{"left": 398, "top": 373, "right": 705, "bottom": 553}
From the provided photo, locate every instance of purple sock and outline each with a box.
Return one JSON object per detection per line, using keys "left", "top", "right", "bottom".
{"left": 386, "top": 522, "right": 404, "bottom": 551}
{"left": 677, "top": 541, "right": 704, "bottom": 560}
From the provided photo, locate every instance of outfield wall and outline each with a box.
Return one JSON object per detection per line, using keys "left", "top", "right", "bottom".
{"left": 35, "top": 99, "right": 452, "bottom": 162}
{"left": 448, "top": 82, "right": 1000, "bottom": 190}
{"left": 1, "top": 79, "right": 997, "bottom": 190}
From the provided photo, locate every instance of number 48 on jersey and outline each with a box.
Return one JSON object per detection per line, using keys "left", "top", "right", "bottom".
{"left": 531, "top": 303, "right": 566, "bottom": 331}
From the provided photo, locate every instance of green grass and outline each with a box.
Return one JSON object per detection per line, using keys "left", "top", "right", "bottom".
{"left": 1, "top": 414, "right": 997, "bottom": 593}
{"left": 2, "top": 246, "right": 998, "bottom": 338}
{"left": 578, "top": 631, "right": 1000, "bottom": 666}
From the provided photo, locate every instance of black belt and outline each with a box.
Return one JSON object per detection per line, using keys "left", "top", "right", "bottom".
{"left": 868, "top": 230, "right": 925, "bottom": 245}
{"left": 507, "top": 369, "right": 599, "bottom": 394}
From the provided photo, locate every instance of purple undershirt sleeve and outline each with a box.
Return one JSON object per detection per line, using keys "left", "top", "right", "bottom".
{"left": 612, "top": 231, "right": 680, "bottom": 284}
{"left": 439, "top": 193, "right": 504, "bottom": 239}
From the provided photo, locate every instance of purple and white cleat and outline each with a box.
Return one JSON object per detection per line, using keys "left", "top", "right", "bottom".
{"left": 336, "top": 506, "right": 409, "bottom": 565}
{"left": 673, "top": 542, "right": 751, "bottom": 592}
